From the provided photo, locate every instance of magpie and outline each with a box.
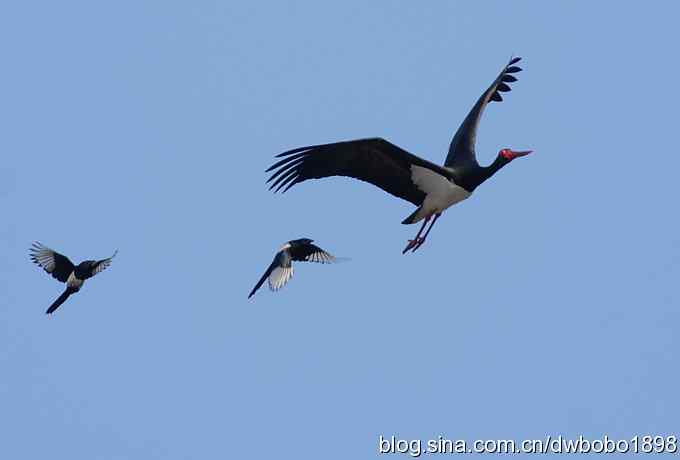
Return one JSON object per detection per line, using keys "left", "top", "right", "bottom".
{"left": 248, "top": 238, "right": 343, "bottom": 299}
{"left": 29, "top": 242, "right": 118, "bottom": 314}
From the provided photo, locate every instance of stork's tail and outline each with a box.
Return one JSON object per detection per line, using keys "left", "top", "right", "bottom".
{"left": 401, "top": 207, "right": 425, "bottom": 225}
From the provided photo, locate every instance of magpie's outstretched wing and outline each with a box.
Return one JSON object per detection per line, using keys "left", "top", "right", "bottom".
{"left": 29, "top": 242, "right": 75, "bottom": 283}
{"left": 248, "top": 251, "right": 293, "bottom": 299}
{"left": 81, "top": 250, "right": 118, "bottom": 280}
{"left": 290, "top": 243, "right": 337, "bottom": 264}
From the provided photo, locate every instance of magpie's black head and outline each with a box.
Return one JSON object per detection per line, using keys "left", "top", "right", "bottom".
{"left": 291, "top": 238, "right": 314, "bottom": 245}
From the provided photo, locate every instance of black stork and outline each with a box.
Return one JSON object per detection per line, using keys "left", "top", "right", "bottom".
{"left": 265, "top": 57, "right": 533, "bottom": 254}
{"left": 248, "top": 238, "right": 343, "bottom": 299}
{"left": 29, "top": 242, "right": 117, "bottom": 314}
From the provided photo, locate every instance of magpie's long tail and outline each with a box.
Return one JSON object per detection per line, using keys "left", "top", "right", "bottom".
{"left": 46, "top": 287, "right": 77, "bottom": 314}
{"left": 248, "top": 261, "right": 276, "bottom": 299}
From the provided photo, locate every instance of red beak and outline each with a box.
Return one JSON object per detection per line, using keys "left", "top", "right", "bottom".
{"left": 507, "top": 149, "right": 533, "bottom": 160}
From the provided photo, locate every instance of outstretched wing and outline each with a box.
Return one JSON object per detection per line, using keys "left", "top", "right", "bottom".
{"left": 29, "top": 242, "right": 75, "bottom": 283}
{"left": 248, "top": 251, "right": 293, "bottom": 298}
{"left": 445, "top": 57, "right": 523, "bottom": 168}
{"left": 290, "top": 243, "right": 337, "bottom": 264}
{"left": 81, "top": 250, "right": 118, "bottom": 280}
{"left": 266, "top": 138, "right": 455, "bottom": 206}
{"left": 267, "top": 251, "right": 293, "bottom": 292}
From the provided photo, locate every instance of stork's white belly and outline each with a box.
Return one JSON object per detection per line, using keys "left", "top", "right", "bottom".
{"left": 411, "top": 165, "right": 471, "bottom": 217}
{"left": 67, "top": 272, "right": 84, "bottom": 290}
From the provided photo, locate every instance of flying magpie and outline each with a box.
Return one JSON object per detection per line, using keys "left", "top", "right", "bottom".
{"left": 248, "top": 238, "right": 343, "bottom": 299}
{"left": 29, "top": 242, "right": 117, "bottom": 314}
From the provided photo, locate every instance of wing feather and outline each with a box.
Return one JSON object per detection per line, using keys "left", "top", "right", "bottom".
{"left": 29, "top": 242, "right": 75, "bottom": 283}
{"left": 266, "top": 138, "right": 455, "bottom": 206}
{"left": 89, "top": 250, "right": 118, "bottom": 278}
{"left": 290, "top": 243, "right": 338, "bottom": 264}
{"left": 268, "top": 266, "right": 294, "bottom": 291}
{"left": 249, "top": 251, "right": 294, "bottom": 298}
{"left": 445, "top": 57, "right": 524, "bottom": 168}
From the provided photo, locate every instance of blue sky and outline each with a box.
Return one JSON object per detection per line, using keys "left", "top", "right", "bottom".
{"left": 1, "top": 1, "right": 679, "bottom": 458}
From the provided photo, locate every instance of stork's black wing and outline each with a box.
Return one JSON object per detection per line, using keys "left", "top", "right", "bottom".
{"left": 290, "top": 243, "right": 336, "bottom": 264}
{"left": 445, "top": 57, "right": 523, "bottom": 168}
{"left": 80, "top": 250, "right": 118, "bottom": 280}
{"left": 266, "top": 138, "right": 454, "bottom": 206}
{"left": 29, "top": 242, "right": 75, "bottom": 283}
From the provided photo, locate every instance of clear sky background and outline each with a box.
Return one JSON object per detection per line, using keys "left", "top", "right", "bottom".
{"left": 1, "top": 1, "right": 679, "bottom": 459}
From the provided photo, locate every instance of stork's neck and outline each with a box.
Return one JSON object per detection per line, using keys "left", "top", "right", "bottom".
{"left": 472, "top": 154, "right": 511, "bottom": 189}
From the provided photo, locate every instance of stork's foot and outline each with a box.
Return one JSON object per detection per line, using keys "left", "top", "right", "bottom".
{"left": 411, "top": 237, "right": 427, "bottom": 252}
{"left": 402, "top": 237, "right": 424, "bottom": 254}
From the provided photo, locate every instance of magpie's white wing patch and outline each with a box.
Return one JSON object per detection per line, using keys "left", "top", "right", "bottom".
{"left": 268, "top": 266, "right": 293, "bottom": 291}
{"left": 304, "top": 250, "right": 336, "bottom": 264}
{"left": 66, "top": 271, "right": 84, "bottom": 289}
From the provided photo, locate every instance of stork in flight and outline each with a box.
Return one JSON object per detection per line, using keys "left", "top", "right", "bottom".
{"left": 265, "top": 57, "right": 533, "bottom": 253}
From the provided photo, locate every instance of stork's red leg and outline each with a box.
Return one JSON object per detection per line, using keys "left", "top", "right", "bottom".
{"left": 402, "top": 216, "right": 430, "bottom": 254}
{"left": 412, "top": 213, "right": 441, "bottom": 252}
